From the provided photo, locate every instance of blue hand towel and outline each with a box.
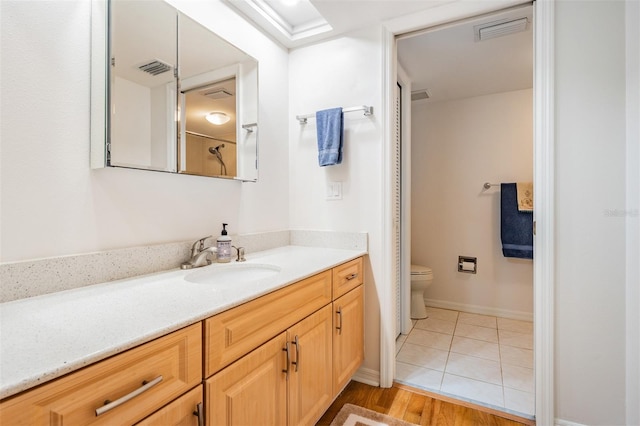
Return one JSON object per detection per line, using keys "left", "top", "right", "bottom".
{"left": 316, "top": 107, "right": 343, "bottom": 166}
{"left": 501, "top": 183, "right": 533, "bottom": 259}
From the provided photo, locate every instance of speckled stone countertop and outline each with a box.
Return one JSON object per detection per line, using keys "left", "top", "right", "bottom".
{"left": 0, "top": 245, "right": 366, "bottom": 400}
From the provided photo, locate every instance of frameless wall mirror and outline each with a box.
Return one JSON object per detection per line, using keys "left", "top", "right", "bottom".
{"left": 91, "top": 0, "right": 259, "bottom": 182}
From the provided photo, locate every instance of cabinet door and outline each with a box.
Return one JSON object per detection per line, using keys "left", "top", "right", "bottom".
{"left": 136, "top": 386, "right": 203, "bottom": 426}
{"left": 206, "top": 333, "right": 288, "bottom": 426}
{"left": 333, "top": 285, "right": 364, "bottom": 395}
{"left": 288, "top": 304, "right": 333, "bottom": 426}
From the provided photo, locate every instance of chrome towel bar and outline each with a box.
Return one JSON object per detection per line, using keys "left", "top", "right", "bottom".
{"left": 296, "top": 105, "right": 373, "bottom": 124}
{"left": 483, "top": 182, "right": 500, "bottom": 190}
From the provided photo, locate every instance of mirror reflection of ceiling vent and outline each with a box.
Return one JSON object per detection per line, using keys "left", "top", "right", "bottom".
{"left": 138, "top": 59, "right": 172, "bottom": 76}
{"left": 202, "top": 89, "right": 233, "bottom": 99}
{"left": 475, "top": 17, "right": 528, "bottom": 42}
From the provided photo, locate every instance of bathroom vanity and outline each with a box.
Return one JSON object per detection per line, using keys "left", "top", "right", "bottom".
{"left": 0, "top": 247, "right": 365, "bottom": 425}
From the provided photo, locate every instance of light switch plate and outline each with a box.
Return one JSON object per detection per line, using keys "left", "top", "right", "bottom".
{"left": 326, "top": 181, "right": 343, "bottom": 200}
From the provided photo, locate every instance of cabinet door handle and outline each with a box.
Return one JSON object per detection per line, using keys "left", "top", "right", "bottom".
{"left": 336, "top": 307, "right": 343, "bottom": 335}
{"left": 291, "top": 335, "right": 300, "bottom": 372}
{"left": 193, "top": 402, "right": 204, "bottom": 426}
{"left": 282, "top": 342, "right": 290, "bottom": 377}
{"left": 95, "top": 375, "right": 163, "bottom": 416}
{"left": 346, "top": 272, "right": 358, "bottom": 281}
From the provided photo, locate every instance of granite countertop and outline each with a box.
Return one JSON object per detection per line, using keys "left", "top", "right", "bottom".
{"left": 0, "top": 245, "right": 366, "bottom": 399}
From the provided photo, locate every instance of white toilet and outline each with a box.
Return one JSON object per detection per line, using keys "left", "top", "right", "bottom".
{"left": 410, "top": 264, "right": 433, "bottom": 319}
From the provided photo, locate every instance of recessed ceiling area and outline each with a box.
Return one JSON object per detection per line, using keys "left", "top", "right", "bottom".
{"left": 224, "top": 0, "right": 332, "bottom": 46}
{"left": 224, "top": 0, "right": 452, "bottom": 49}
{"left": 397, "top": 4, "right": 533, "bottom": 103}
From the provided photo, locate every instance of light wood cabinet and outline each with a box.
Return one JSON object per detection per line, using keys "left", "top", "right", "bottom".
{"left": 333, "top": 285, "right": 364, "bottom": 395}
{"left": 204, "top": 258, "right": 364, "bottom": 426}
{"left": 0, "top": 324, "right": 202, "bottom": 426}
{"left": 136, "top": 386, "right": 204, "bottom": 426}
{"left": 206, "top": 305, "right": 334, "bottom": 426}
{"left": 205, "top": 332, "right": 288, "bottom": 426}
{"left": 288, "top": 304, "right": 333, "bottom": 426}
{"left": 204, "top": 270, "right": 332, "bottom": 377}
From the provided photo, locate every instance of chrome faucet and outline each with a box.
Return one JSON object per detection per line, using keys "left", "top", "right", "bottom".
{"left": 181, "top": 236, "right": 217, "bottom": 269}
{"left": 233, "top": 246, "right": 246, "bottom": 262}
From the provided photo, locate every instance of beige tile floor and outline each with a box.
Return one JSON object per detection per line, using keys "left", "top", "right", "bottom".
{"left": 395, "top": 307, "right": 534, "bottom": 419}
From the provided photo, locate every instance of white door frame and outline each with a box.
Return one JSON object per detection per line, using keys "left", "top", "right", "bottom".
{"left": 379, "top": 1, "right": 555, "bottom": 424}
{"left": 397, "top": 65, "right": 413, "bottom": 336}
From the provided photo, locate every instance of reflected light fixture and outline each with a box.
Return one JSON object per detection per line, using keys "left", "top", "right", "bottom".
{"left": 205, "top": 112, "right": 230, "bottom": 125}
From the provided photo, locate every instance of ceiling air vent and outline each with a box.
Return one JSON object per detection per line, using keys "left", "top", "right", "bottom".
{"left": 475, "top": 17, "right": 528, "bottom": 42}
{"left": 202, "top": 89, "right": 233, "bottom": 99}
{"left": 411, "top": 90, "right": 430, "bottom": 101}
{"left": 138, "top": 59, "right": 172, "bottom": 76}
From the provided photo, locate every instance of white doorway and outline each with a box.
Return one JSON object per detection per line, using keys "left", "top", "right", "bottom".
{"left": 381, "top": 1, "right": 555, "bottom": 424}
{"left": 395, "top": 4, "right": 535, "bottom": 418}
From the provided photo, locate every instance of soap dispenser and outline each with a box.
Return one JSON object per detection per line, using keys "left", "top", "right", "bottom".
{"left": 216, "top": 223, "right": 232, "bottom": 263}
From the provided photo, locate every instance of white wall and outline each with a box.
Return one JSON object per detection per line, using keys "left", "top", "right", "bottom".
{"left": 288, "top": 28, "right": 384, "bottom": 375}
{"left": 0, "top": 0, "right": 289, "bottom": 262}
{"left": 412, "top": 89, "right": 533, "bottom": 319}
{"left": 555, "top": 1, "right": 628, "bottom": 424}
{"left": 625, "top": 1, "right": 640, "bottom": 424}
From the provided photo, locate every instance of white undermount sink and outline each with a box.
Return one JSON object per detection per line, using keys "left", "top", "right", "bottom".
{"left": 184, "top": 263, "right": 281, "bottom": 285}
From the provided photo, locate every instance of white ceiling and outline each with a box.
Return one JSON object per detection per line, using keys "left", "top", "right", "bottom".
{"left": 398, "top": 4, "right": 533, "bottom": 102}
{"left": 224, "top": 0, "right": 452, "bottom": 49}
{"left": 225, "top": 0, "right": 533, "bottom": 102}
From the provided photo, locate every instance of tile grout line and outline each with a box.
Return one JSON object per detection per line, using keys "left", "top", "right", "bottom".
{"left": 498, "top": 318, "right": 507, "bottom": 410}
{"left": 440, "top": 311, "right": 459, "bottom": 391}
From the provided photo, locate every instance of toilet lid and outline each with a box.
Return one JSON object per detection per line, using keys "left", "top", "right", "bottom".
{"left": 411, "top": 264, "right": 432, "bottom": 275}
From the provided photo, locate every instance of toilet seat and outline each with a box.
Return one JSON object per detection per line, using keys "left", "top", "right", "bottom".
{"left": 411, "top": 264, "right": 432, "bottom": 277}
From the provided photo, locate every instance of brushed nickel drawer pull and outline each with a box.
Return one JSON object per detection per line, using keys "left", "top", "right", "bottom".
{"left": 346, "top": 272, "right": 358, "bottom": 281}
{"left": 282, "top": 342, "right": 290, "bottom": 377}
{"left": 95, "top": 375, "right": 163, "bottom": 416}
{"left": 193, "top": 402, "right": 204, "bottom": 426}
{"left": 291, "top": 335, "right": 300, "bottom": 372}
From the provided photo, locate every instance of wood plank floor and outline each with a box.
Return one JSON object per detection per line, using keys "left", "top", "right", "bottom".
{"left": 316, "top": 381, "right": 535, "bottom": 426}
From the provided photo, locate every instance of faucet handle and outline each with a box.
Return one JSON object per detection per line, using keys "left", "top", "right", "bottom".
{"left": 232, "top": 246, "right": 246, "bottom": 262}
{"left": 191, "top": 236, "right": 212, "bottom": 256}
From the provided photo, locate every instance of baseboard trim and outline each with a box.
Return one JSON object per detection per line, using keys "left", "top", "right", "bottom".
{"left": 555, "top": 419, "right": 587, "bottom": 426}
{"left": 352, "top": 367, "right": 380, "bottom": 387}
{"left": 424, "top": 298, "right": 533, "bottom": 322}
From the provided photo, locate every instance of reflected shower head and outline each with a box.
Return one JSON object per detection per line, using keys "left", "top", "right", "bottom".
{"left": 208, "top": 145, "right": 224, "bottom": 162}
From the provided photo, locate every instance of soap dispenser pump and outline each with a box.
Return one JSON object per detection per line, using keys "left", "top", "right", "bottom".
{"left": 216, "top": 223, "right": 232, "bottom": 263}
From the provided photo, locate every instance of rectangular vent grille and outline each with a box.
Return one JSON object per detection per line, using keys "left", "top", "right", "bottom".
{"left": 202, "top": 89, "right": 233, "bottom": 99}
{"left": 411, "top": 90, "right": 430, "bottom": 101}
{"left": 138, "top": 60, "right": 172, "bottom": 76}
{"left": 475, "top": 17, "right": 528, "bottom": 42}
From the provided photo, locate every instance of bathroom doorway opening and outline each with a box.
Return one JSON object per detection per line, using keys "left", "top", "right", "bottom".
{"left": 393, "top": 3, "right": 535, "bottom": 420}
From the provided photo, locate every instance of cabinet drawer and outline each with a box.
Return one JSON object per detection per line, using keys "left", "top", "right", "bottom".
{"left": 0, "top": 323, "right": 202, "bottom": 426}
{"left": 136, "top": 386, "right": 203, "bottom": 426}
{"left": 332, "top": 257, "right": 363, "bottom": 299}
{"left": 204, "top": 270, "right": 332, "bottom": 377}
